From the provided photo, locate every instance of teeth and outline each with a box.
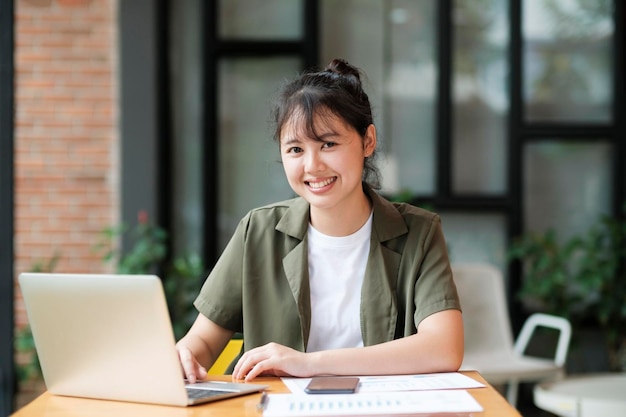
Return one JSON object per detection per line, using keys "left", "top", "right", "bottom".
{"left": 308, "top": 178, "right": 335, "bottom": 189}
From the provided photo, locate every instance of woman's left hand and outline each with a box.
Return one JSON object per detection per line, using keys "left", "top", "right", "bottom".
{"left": 232, "top": 342, "right": 313, "bottom": 381}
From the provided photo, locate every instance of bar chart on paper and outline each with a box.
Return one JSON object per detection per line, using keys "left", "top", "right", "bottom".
{"left": 260, "top": 390, "right": 484, "bottom": 417}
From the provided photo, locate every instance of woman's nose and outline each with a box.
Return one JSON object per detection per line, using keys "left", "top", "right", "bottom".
{"left": 304, "top": 151, "right": 325, "bottom": 172}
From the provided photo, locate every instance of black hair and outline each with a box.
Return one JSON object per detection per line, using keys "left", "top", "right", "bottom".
{"left": 271, "top": 58, "right": 381, "bottom": 190}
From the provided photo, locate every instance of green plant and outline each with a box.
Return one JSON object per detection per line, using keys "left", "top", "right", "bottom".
{"left": 94, "top": 211, "right": 168, "bottom": 274}
{"left": 94, "top": 210, "right": 204, "bottom": 339}
{"left": 579, "top": 211, "right": 626, "bottom": 368}
{"left": 15, "top": 252, "right": 62, "bottom": 385}
{"left": 28, "top": 251, "right": 61, "bottom": 274}
{"left": 507, "top": 230, "right": 588, "bottom": 319}
{"left": 165, "top": 253, "right": 205, "bottom": 338}
{"left": 508, "top": 206, "right": 626, "bottom": 371}
{"left": 15, "top": 325, "right": 41, "bottom": 384}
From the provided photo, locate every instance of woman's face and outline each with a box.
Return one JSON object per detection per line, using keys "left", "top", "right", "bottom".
{"left": 279, "top": 110, "right": 376, "bottom": 213}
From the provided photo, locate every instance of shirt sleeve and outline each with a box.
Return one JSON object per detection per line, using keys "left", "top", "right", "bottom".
{"left": 193, "top": 214, "right": 249, "bottom": 332}
{"left": 412, "top": 214, "right": 461, "bottom": 328}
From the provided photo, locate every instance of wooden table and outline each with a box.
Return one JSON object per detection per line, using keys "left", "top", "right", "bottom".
{"left": 12, "top": 371, "right": 521, "bottom": 416}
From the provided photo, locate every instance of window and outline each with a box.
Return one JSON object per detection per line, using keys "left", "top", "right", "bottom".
{"left": 168, "top": 0, "right": 625, "bottom": 322}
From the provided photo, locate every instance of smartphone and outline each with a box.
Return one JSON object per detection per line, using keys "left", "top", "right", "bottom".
{"left": 304, "top": 376, "right": 360, "bottom": 394}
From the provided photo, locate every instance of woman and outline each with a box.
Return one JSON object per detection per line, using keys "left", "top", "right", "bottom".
{"left": 176, "top": 59, "right": 463, "bottom": 382}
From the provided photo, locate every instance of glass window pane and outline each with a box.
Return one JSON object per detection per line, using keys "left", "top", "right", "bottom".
{"left": 218, "top": 0, "right": 303, "bottom": 40}
{"left": 382, "top": 0, "right": 438, "bottom": 195}
{"left": 319, "top": 0, "right": 386, "bottom": 186}
{"left": 440, "top": 212, "right": 508, "bottom": 275}
{"left": 524, "top": 141, "right": 613, "bottom": 241}
{"left": 320, "top": 0, "right": 437, "bottom": 196}
{"left": 218, "top": 58, "right": 298, "bottom": 250}
{"left": 320, "top": 0, "right": 385, "bottom": 65}
{"left": 452, "top": 0, "right": 509, "bottom": 195}
{"left": 170, "top": 0, "right": 204, "bottom": 257}
{"left": 522, "top": 0, "right": 613, "bottom": 123}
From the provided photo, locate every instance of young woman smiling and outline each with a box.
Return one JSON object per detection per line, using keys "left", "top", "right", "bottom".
{"left": 176, "top": 59, "right": 464, "bottom": 382}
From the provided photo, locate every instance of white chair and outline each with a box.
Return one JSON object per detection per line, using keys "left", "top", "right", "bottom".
{"left": 452, "top": 263, "right": 572, "bottom": 406}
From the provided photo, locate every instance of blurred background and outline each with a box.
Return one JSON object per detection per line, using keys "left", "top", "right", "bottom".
{"left": 1, "top": 0, "right": 624, "bottom": 415}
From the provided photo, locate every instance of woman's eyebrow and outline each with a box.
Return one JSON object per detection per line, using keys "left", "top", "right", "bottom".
{"left": 281, "top": 130, "right": 338, "bottom": 145}
{"left": 281, "top": 136, "right": 301, "bottom": 146}
{"left": 317, "top": 131, "right": 339, "bottom": 140}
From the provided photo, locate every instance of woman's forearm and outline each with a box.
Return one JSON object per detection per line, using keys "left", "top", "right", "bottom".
{"left": 309, "top": 309, "right": 463, "bottom": 376}
{"left": 176, "top": 314, "right": 235, "bottom": 369}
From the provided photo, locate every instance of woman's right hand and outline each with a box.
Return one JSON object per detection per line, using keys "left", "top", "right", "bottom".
{"left": 177, "top": 345, "right": 207, "bottom": 383}
{"left": 175, "top": 314, "right": 234, "bottom": 383}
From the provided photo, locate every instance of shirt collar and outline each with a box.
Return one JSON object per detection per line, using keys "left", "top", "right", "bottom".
{"left": 276, "top": 183, "right": 408, "bottom": 242}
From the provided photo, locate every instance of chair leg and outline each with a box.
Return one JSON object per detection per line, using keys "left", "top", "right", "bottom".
{"left": 506, "top": 380, "right": 519, "bottom": 406}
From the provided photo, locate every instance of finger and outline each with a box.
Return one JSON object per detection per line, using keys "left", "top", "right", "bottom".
{"left": 232, "top": 348, "right": 261, "bottom": 380}
{"left": 233, "top": 356, "right": 254, "bottom": 380}
{"left": 244, "top": 362, "right": 264, "bottom": 381}
{"left": 178, "top": 348, "right": 198, "bottom": 383}
{"left": 232, "top": 355, "right": 243, "bottom": 379}
{"left": 196, "top": 364, "right": 207, "bottom": 381}
{"left": 233, "top": 351, "right": 263, "bottom": 381}
{"left": 248, "top": 354, "right": 284, "bottom": 381}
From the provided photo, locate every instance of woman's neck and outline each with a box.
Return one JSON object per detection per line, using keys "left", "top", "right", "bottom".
{"left": 309, "top": 191, "right": 372, "bottom": 237}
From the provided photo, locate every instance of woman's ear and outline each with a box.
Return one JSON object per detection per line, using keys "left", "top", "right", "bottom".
{"left": 364, "top": 124, "right": 377, "bottom": 157}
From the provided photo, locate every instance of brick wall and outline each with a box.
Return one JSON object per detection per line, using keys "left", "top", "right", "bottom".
{"left": 14, "top": 0, "right": 118, "bottom": 329}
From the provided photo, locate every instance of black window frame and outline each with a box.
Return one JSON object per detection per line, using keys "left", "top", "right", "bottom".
{"left": 196, "top": 1, "right": 625, "bottom": 332}
{"left": 201, "top": 0, "right": 318, "bottom": 267}
{"left": 0, "top": 1, "right": 15, "bottom": 414}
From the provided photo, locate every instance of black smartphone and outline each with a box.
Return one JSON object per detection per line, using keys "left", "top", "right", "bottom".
{"left": 304, "top": 376, "right": 360, "bottom": 394}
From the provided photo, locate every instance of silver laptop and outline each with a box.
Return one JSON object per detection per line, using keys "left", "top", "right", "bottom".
{"left": 18, "top": 272, "right": 267, "bottom": 406}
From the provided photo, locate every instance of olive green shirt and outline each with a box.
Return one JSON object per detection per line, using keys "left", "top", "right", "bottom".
{"left": 194, "top": 184, "right": 460, "bottom": 352}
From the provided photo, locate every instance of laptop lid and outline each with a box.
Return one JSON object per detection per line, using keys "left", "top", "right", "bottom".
{"left": 18, "top": 273, "right": 266, "bottom": 406}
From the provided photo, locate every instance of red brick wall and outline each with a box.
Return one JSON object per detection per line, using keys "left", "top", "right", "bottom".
{"left": 14, "top": 0, "right": 118, "bottom": 329}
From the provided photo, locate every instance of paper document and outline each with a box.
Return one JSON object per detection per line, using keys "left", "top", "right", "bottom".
{"left": 282, "top": 372, "right": 485, "bottom": 394}
{"left": 260, "top": 390, "right": 483, "bottom": 416}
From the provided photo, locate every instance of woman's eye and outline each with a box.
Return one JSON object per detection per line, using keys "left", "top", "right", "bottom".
{"left": 322, "top": 142, "right": 337, "bottom": 149}
{"left": 286, "top": 146, "right": 303, "bottom": 154}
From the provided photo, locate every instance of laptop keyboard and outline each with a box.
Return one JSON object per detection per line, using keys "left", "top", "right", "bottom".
{"left": 186, "top": 387, "right": 233, "bottom": 400}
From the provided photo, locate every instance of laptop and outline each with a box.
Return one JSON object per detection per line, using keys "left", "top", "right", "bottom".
{"left": 18, "top": 272, "right": 267, "bottom": 406}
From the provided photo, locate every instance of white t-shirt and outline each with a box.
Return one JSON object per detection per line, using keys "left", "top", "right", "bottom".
{"left": 305, "top": 211, "right": 373, "bottom": 352}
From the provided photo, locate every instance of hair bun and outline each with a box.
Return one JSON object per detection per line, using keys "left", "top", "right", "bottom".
{"left": 325, "top": 58, "right": 361, "bottom": 82}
